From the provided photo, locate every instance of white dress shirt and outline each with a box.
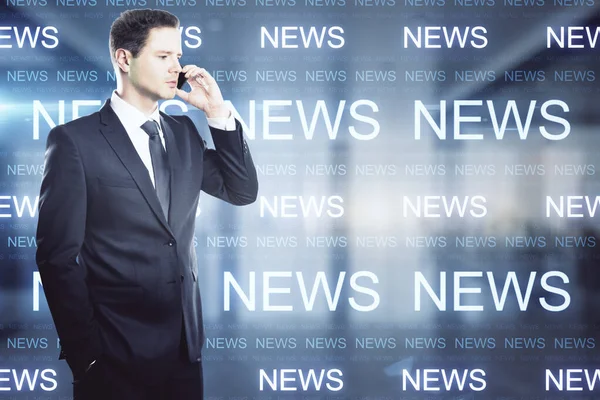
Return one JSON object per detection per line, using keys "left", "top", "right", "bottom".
{"left": 109, "top": 90, "right": 235, "bottom": 187}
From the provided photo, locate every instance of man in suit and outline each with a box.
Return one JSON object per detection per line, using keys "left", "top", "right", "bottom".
{"left": 35, "top": 8, "right": 258, "bottom": 400}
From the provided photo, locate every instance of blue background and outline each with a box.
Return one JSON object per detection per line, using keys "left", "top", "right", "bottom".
{"left": 1, "top": 3, "right": 600, "bottom": 398}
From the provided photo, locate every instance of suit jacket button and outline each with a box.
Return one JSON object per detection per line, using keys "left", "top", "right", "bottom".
{"left": 167, "top": 240, "right": 175, "bottom": 246}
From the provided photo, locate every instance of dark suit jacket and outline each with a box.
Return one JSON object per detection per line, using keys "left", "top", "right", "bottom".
{"left": 35, "top": 99, "right": 258, "bottom": 381}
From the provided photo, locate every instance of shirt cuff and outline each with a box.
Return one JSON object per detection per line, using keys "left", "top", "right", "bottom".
{"left": 207, "top": 112, "right": 236, "bottom": 131}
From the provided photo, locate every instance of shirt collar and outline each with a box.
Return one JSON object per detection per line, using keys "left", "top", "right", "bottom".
{"left": 110, "top": 90, "right": 162, "bottom": 132}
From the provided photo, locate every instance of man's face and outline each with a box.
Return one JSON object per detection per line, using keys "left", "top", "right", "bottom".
{"left": 128, "top": 27, "right": 182, "bottom": 101}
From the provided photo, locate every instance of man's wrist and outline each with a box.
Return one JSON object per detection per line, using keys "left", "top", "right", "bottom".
{"left": 205, "top": 103, "right": 230, "bottom": 119}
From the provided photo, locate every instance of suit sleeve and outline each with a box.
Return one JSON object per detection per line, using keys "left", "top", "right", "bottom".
{"left": 35, "top": 126, "right": 102, "bottom": 377}
{"left": 186, "top": 116, "right": 258, "bottom": 205}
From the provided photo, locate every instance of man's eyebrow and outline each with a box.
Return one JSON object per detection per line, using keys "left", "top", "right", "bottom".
{"left": 156, "top": 50, "right": 183, "bottom": 56}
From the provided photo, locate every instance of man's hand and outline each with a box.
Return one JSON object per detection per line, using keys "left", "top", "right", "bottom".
{"left": 176, "top": 66, "right": 230, "bottom": 119}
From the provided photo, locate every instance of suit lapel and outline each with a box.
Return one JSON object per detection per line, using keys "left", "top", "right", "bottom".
{"left": 98, "top": 100, "right": 174, "bottom": 237}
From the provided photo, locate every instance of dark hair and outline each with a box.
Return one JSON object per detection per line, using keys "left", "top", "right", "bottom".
{"left": 109, "top": 9, "right": 179, "bottom": 64}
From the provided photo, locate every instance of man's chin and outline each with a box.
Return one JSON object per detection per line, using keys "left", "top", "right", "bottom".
{"left": 161, "top": 89, "right": 177, "bottom": 100}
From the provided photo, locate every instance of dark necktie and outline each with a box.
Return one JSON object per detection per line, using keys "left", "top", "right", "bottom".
{"left": 140, "top": 120, "right": 171, "bottom": 222}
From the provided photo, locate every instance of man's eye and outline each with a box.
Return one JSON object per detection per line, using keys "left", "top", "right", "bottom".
{"left": 159, "top": 56, "right": 167, "bottom": 59}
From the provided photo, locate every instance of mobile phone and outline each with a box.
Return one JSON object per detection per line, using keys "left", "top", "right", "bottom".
{"left": 177, "top": 72, "right": 187, "bottom": 89}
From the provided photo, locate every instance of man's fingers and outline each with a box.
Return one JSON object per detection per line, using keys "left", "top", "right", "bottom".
{"left": 185, "top": 67, "right": 202, "bottom": 80}
{"left": 185, "top": 68, "right": 211, "bottom": 83}
{"left": 176, "top": 88, "right": 189, "bottom": 101}
{"left": 181, "top": 64, "right": 196, "bottom": 74}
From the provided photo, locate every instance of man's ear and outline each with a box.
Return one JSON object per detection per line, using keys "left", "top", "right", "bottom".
{"left": 115, "top": 49, "right": 132, "bottom": 73}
